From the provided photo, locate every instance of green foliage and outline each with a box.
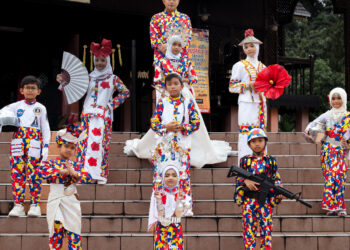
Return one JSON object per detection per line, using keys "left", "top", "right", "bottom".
{"left": 279, "top": 112, "right": 296, "bottom": 132}
{"left": 279, "top": 0, "right": 345, "bottom": 131}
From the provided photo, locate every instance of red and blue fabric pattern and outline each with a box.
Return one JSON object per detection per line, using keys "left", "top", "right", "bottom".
{"left": 150, "top": 10, "right": 192, "bottom": 65}
{"left": 319, "top": 114, "right": 350, "bottom": 211}
{"left": 234, "top": 155, "right": 281, "bottom": 249}
{"left": 40, "top": 157, "right": 92, "bottom": 184}
{"left": 10, "top": 126, "right": 43, "bottom": 205}
{"left": 49, "top": 220, "right": 82, "bottom": 250}
{"left": 154, "top": 222, "right": 183, "bottom": 250}
{"left": 154, "top": 57, "right": 197, "bottom": 88}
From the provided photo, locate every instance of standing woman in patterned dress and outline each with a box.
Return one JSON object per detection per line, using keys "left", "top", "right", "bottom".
{"left": 150, "top": 0, "right": 192, "bottom": 66}
{"left": 57, "top": 39, "right": 130, "bottom": 184}
{"left": 304, "top": 87, "right": 349, "bottom": 216}
{"left": 229, "top": 29, "right": 267, "bottom": 164}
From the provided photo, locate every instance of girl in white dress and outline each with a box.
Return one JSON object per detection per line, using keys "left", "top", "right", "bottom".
{"left": 229, "top": 29, "right": 267, "bottom": 164}
{"left": 125, "top": 35, "right": 232, "bottom": 168}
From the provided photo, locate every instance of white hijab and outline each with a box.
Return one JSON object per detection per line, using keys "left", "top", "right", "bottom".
{"left": 327, "top": 87, "right": 347, "bottom": 123}
{"left": 165, "top": 35, "right": 184, "bottom": 60}
{"left": 89, "top": 56, "right": 113, "bottom": 81}
{"left": 244, "top": 43, "right": 260, "bottom": 69}
{"left": 148, "top": 165, "right": 184, "bottom": 231}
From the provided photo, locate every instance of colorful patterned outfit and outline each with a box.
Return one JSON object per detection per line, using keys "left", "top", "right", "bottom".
{"left": 2, "top": 100, "right": 50, "bottom": 205}
{"left": 78, "top": 74, "right": 130, "bottom": 182}
{"left": 306, "top": 112, "right": 350, "bottom": 212}
{"left": 150, "top": 96, "right": 200, "bottom": 211}
{"left": 154, "top": 57, "right": 197, "bottom": 101}
{"left": 148, "top": 154, "right": 189, "bottom": 249}
{"left": 154, "top": 57, "right": 197, "bottom": 88}
{"left": 154, "top": 222, "right": 183, "bottom": 250}
{"left": 229, "top": 59, "right": 266, "bottom": 164}
{"left": 40, "top": 157, "right": 92, "bottom": 249}
{"left": 234, "top": 155, "right": 282, "bottom": 250}
{"left": 150, "top": 10, "right": 192, "bottom": 66}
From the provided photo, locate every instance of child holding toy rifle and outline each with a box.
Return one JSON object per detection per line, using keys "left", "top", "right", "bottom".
{"left": 228, "top": 128, "right": 312, "bottom": 249}
{"left": 230, "top": 128, "right": 281, "bottom": 250}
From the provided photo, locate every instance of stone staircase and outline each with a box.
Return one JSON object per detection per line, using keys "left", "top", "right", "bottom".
{"left": 0, "top": 132, "right": 349, "bottom": 250}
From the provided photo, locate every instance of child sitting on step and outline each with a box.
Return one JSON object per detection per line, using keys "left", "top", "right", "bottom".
{"left": 234, "top": 128, "right": 282, "bottom": 250}
{"left": 304, "top": 87, "right": 349, "bottom": 217}
{"left": 39, "top": 126, "right": 92, "bottom": 249}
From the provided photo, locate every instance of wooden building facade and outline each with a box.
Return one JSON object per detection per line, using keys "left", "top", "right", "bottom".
{"left": 1, "top": 0, "right": 344, "bottom": 132}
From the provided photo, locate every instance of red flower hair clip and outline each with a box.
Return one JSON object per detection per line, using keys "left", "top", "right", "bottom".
{"left": 90, "top": 39, "right": 113, "bottom": 58}
{"left": 245, "top": 29, "right": 254, "bottom": 38}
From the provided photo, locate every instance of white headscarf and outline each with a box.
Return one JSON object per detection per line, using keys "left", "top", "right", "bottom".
{"left": 165, "top": 35, "right": 184, "bottom": 60}
{"left": 327, "top": 87, "right": 347, "bottom": 123}
{"left": 148, "top": 165, "right": 188, "bottom": 231}
{"left": 89, "top": 56, "right": 113, "bottom": 81}
{"left": 244, "top": 43, "right": 260, "bottom": 68}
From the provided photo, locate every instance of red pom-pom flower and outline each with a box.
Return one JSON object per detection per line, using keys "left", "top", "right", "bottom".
{"left": 254, "top": 64, "right": 292, "bottom": 100}
{"left": 245, "top": 29, "right": 254, "bottom": 38}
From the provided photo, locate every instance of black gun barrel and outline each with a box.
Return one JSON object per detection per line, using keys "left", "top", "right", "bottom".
{"left": 227, "top": 165, "right": 312, "bottom": 208}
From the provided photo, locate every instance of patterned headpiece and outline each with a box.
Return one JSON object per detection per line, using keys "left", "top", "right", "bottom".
{"left": 247, "top": 128, "right": 268, "bottom": 144}
{"left": 152, "top": 136, "right": 189, "bottom": 190}
{"left": 56, "top": 123, "right": 86, "bottom": 145}
{"left": 165, "top": 21, "right": 191, "bottom": 48}
{"left": 238, "top": 29, "right": 263, "bottom": 46}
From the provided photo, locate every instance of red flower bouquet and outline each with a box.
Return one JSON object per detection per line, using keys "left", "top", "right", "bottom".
{"left": 254, "top": 64, "right": 291, "bottom": 100}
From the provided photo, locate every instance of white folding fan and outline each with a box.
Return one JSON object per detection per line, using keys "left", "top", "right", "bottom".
{"left": 59, "top": 51, "right": 89, "bottom": 104}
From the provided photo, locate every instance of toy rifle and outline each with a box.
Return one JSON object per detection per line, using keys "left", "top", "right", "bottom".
{"left": 227, "top": 165, "right": 312, "bottom": 208}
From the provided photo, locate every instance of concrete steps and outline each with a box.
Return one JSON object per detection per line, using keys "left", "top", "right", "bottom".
{"left": 0, "top": 132, "right": 349, "bottom": 250}
{"left": 0, "top": 232, "right": 349, "bottom": 250}
{"left": 0, "top": 215, "right": 349, "bottom": 233}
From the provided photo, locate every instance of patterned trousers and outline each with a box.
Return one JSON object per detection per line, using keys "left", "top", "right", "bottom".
{"left": 242, "top": 198, "right": 273, "bottom": 250}
{"left": 154, "top": 222, "right": 183, "bottom": 250}
{"left": 49, "top": 221, "right": 81, "bottom": 250}
{"left": 10, "top": 135, "right": 42, "bottom": 205}
{"left": 321, "top": 143, "right": 347, "bottom": 211}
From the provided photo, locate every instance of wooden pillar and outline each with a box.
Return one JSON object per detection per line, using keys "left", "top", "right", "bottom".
{"left": 345, "top": 10, "right": 350, "bottom": 96}
{"left": 296, "top": 109, "right": 309, "bottom": 132}
{"left": 264, "top": 0, "right": 278, "bottom": 65}
{"left": 268, "top": 107, "right": 278, "bottom": 132}
{"left": 62, "top": 34, "right": 80, "bottom": 117}
{"left": 122, "top": 99, "right": 131, "bottom": 131}
{"left": 225, "top": 106, "right": 239, "bottom": 132}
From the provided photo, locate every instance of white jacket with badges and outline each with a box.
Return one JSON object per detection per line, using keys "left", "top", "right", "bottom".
{"left": 2, "top": 100, "right": 50, "bottom": 160}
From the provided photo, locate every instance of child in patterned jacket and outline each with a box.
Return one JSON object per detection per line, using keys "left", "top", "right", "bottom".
{"left": 1, "top": 75, "right": 50, "bottom": 217}
{"left": 234, "top": 128, "right": 282, "bottom": 250}
{"left": 150, "top": 73, "right": 200, "bottom": 216}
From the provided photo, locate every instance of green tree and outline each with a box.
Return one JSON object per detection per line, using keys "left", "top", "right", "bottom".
{"left": 282, "top": 0, "right": 345, "bottom": 126}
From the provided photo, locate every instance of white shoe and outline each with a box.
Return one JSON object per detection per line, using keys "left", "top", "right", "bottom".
{"left": 97, "top": 180, "right": 107, "bottom": 184}
{"left": 9, "top": 204, "right": 26, "bottom": 217}
{"left": 27, "top": 204, "right": 41, "bottom": 217}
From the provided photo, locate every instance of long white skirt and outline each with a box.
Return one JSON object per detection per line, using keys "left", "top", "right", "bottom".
{"left": 124, "top": 86, "right": 233, "bottom": 168}
{"left": 237, "top": 101, "right": 267, "bottom": 164}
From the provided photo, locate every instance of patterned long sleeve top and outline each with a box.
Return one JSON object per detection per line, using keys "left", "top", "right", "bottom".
{"left": 154, "top": 57, "right": 197, "bottom": 88}
{"left": 150, "top": 96, "right": 200, "bottom": 149}
{"left": 150, "top": 10, "right": 192, "bottom": 65}
{"left": 40, "top": 157, "right": 92, "bottom": 184}
{"left": 234, "top": 155, "right": 282, "bottom": 206}
{"left": 82, "top": 74, "right": 130, "bottom": 121}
